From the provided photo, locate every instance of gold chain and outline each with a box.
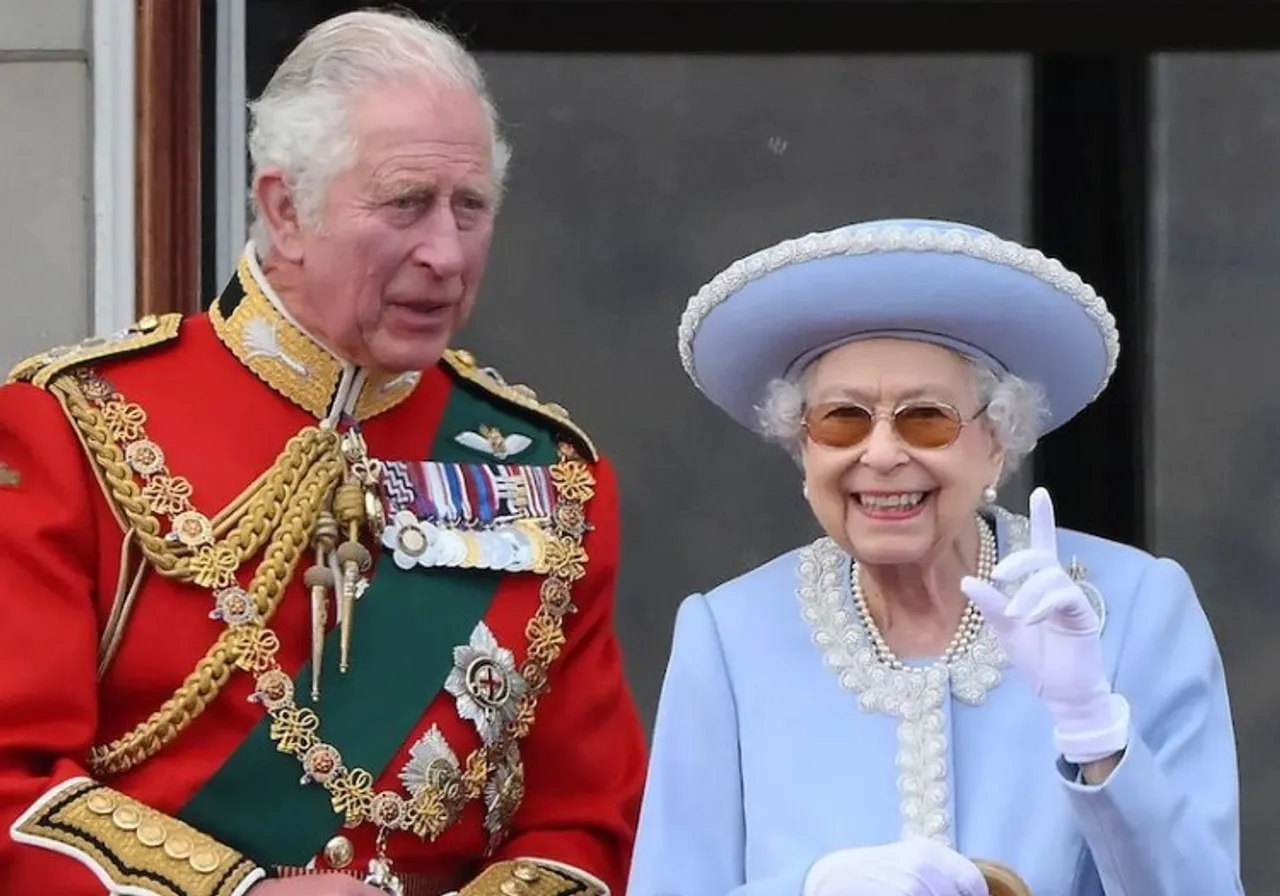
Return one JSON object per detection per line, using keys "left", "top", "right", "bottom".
{"left": 262, "top": 443, "right": 596, "bottom": 843}
{"left": 50, "top": 371, "right": 345, "bottom": 775}
{"left": 62, "top": 366, "right": 597, "bottom": 847}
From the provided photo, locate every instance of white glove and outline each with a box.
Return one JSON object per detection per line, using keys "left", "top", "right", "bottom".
{"left": 803, "top": 838, "right": 990, "bottom": 896}
{"left": 960, "top": 487, "right": 1129, "bottom": 765}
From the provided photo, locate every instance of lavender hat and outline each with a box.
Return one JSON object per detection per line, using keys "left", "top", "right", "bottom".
{"left": 677, "top": 218, "right": 1119, "bottom": 435}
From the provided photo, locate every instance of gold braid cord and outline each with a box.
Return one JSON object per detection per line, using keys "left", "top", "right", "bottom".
{"left": 48, "top": 369, "right": 344, "bottom": 776}
{"left": 58, "top": 365, "right": 599, "bottom": 851}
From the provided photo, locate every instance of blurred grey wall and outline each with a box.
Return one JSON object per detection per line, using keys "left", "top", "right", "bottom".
{"left": 0, "top": 0, "right": 91, "bottom": 374}
{"left": 1149, "top": 52, "right": 1280, "bottom": 888}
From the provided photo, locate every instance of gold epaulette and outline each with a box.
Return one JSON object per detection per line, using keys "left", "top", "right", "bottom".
{"left": 442, "top": 348, "right": 599, "bottom": 462}
{"left": 7, "top": 313, "right": 183, "bottom": 388}
{"left": 461, "top": 859, "right": 609, "bottom": 896}
{"left": 10, "top": 777, "right": 266, "bottom": 896}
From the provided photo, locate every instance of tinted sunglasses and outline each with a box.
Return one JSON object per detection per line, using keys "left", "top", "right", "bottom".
{"left": 803, "top": 400, "right": 988, "bottom": 450}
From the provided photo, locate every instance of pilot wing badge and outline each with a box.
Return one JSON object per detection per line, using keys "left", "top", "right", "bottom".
{"left": 453, "top": 424, "right": 533, "bottom": 460}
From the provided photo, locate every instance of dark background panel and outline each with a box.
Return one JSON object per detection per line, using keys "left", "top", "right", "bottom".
{"left": 244, "top": 1, "right": 1280, "bottom": 54}
{"left": 1031, "top": 56, "right": 1149, "bottom": 547}
{"left": 1149, "top": 53, "right": 1280, "bottom": 887}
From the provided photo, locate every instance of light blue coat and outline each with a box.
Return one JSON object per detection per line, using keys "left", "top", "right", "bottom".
{"left": 627, "top": 508, "right": 1242, "bottom": 896}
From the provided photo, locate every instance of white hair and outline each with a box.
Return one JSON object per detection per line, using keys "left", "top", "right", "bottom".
{"left": 247, "top": 8, "right": 512, "bottom": 250}
{"left": 756, "top": 354, "right": 1049, "bottom": 482}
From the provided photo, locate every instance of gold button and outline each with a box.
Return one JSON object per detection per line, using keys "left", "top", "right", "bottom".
{"left": 323, "top": 835, "right": 354, "bottom": 869}
{"left": 513, "top": 863, "right": 541, "bottom": 883}
{"left": 500, "top": 881, "right": 526, "bottom": 896}
{"left": 137, "top": 315, "right": 159, "bottom": 332}
{"left": 164, "top": 836, "right": 194, "bottom": 860}
{"left": 86, "top": 793, "right": 115, "bottom": 815}
{"left": 111, "top": 806, "right": 141, "bottom": 830}
{"left": 136, "top": 822, "right": 167, "bottom": 847}
{"left": 189, "top": 849, "right": 221, "bottom": 874}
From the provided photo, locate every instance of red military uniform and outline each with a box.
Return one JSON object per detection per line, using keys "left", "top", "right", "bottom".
{"left": 0, "top": 253, "right": 647, "bottom": 896}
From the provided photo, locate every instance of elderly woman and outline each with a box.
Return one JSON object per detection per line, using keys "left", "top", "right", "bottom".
{"left": 627, "top": 219, "right": 1242, "bottom": 896}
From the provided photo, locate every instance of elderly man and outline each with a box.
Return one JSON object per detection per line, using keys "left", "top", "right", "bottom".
{"left": 0, "top": 10, "right": 645, "bottom": 896}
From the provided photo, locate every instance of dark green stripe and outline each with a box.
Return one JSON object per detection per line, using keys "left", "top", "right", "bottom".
{"left": 178, "top": 377, "right": 557, "bottom": 865}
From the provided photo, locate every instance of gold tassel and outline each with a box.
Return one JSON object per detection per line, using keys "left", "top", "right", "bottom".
{"left": 330, "top": 426, "right": 381, "bottom": 675}
{"left": 332, "top": 482, "right": 371, "bottom": 673}
{"left": 304, "top": 511, "right": 339, "bottom": 700}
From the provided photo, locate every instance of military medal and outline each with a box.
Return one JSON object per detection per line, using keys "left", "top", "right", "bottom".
{"left": 377, "top": 460, "right": 555, "bottom": 573}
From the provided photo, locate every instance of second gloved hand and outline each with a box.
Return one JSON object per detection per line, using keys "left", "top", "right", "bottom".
{"left": 803, "top": 837, "right": 990, "bottom": 896}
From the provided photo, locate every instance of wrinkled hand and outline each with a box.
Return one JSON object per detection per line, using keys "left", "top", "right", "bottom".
{"left": 960, "top": 487, "right": 1129, "bottom": 764}
{"left": 250, "top": 874, "right": 390, "bottom": 895}
{"left": 803, "top": 838, "right": 990, "bottom": 896}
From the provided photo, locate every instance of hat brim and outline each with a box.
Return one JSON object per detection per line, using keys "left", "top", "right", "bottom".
{"left": 680, "top": 221, "right": 1117, "bottom": 436}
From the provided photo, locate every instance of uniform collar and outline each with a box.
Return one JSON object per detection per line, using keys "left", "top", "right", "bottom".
{"left": 210, "top": 243, "right": 421, "bottom": 422}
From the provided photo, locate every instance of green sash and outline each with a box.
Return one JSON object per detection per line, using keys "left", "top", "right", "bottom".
{"left": 178, "top": 380, "right": 557, "bottom": 865}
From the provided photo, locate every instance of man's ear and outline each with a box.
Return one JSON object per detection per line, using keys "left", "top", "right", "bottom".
{"left": 253, "top": 168, "right": 305, "bottom": 261}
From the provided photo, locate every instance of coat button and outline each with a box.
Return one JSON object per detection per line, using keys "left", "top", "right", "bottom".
{"left": 323, "top": 834, "right": 355, "bottom": 869}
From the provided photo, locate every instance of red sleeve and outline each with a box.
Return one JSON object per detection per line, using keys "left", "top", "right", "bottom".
{"left": 0, "top": 381, "right": 114, "bottom": 892}
{"left": 489, "top": 455, "right": 648, "bottom": 894}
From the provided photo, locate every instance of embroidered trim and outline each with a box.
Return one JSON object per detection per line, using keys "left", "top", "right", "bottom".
{"left": 459, "top": 858, "right": 609, "bottom": 896}
{"left": 9, "top": 777, "right": 264, "bottom": 896}
{"left": 8, "top": 313, "right": 183, "bottom": 387}
{"left": 677, "top": 224, "right": 1119, "bottom": 400}
{"left": 442, "top": 350, "right": 598, "bottom": 463}
{"left": 6, "top": 311, "right": 183, "bottom": 389}
{"left": 797, "top": 505, "right": 1108, "bottom": 846}
{"left": 796, "top": 514, "right": 1026, "bottom": 845}
{"left": 210, "top": 255, "right": 419, "bottom": 421}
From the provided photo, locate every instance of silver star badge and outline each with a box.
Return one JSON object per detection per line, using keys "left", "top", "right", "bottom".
{"left": 399, "top": 725, "right": 461, "bottom": 798}
{"left": 445, "top": 622, "right": 528, "bottom": 745}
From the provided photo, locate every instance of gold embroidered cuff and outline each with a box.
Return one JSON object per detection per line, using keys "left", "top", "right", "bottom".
{"left": 9, "top": 777, "right": 265, "bottom": 896}
{"left": 460, "top": 858, "right": 609, "bottom": 896}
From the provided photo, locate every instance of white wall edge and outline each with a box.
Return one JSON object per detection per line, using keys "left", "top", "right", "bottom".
{"left": 215, "top": 0, "right": 248, "bottom": 287}
{"left": 91, "top": 0, "right": 136, "bottom": 336}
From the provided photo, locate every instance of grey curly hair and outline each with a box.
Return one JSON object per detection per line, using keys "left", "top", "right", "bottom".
{"left": 756, "top": 355, "right": 1049, "bottom": 482}
{"left": 247, "top": 9, "right": 511, "bottom": 251}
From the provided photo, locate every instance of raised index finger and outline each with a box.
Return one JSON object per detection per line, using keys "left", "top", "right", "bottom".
{"left": 1028, "top": 486, "right": 1058, "bottom": 555}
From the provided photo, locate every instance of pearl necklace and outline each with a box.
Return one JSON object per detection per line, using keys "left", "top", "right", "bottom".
{"left": 852, "top": 515, "right": 998, "bottom": 670}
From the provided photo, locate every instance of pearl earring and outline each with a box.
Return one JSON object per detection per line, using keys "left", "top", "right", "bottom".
{"left": 802, "top": 482, "right": 810, "bottom": 499}
{"left": 982, "top": 484, "right": 998, "bottom": 505}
